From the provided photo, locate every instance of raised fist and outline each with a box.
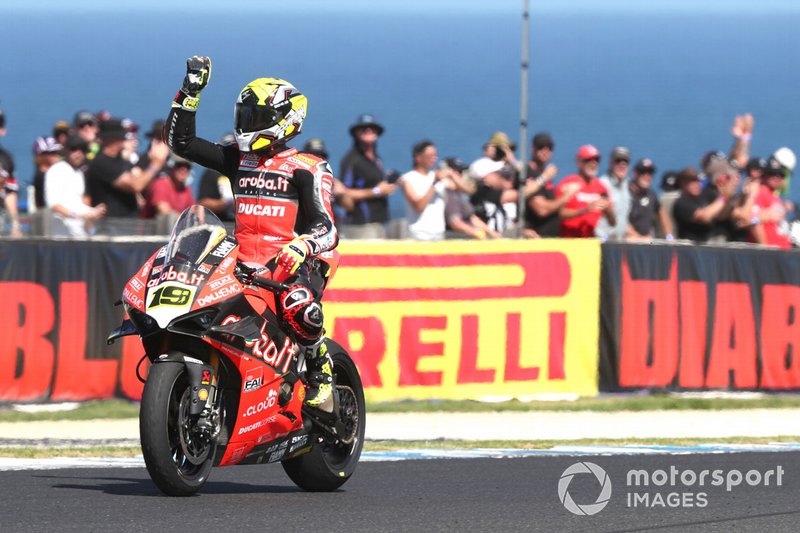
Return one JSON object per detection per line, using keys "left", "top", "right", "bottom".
{"left": 182, "top": 56, "right": 212, "bottom": 96}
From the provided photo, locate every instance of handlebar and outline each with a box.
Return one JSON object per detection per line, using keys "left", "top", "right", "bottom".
{"left": 249, "top": 274, "right": 290, "bottom": 293}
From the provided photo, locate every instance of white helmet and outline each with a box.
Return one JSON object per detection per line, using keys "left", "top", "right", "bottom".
{"left": 773, "top": 147, "right": 796, "bottom": 173}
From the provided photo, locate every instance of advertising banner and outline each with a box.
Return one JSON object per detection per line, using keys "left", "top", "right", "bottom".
{"left": 0, "top": 238, "right": 602, "bottom": 402}
{"left": 325, "top": 239, "right": 602, "bottom": 401}
{"left": 0, "top": 240, "right": 157, "bottom": 402}
{"left": 600, "top": 243, "right": 800, "bottom": 391}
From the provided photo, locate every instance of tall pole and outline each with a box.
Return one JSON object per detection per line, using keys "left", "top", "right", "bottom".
{"left": 517, "top": 0, "right": 530, "bottom": 237}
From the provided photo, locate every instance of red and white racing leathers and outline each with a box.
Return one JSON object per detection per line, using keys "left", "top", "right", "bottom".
{"left": 165, "top": 105, "right": 339, "bottom": 267}
{"left": 165, "top": 104, "right": 339, "bottom": 343}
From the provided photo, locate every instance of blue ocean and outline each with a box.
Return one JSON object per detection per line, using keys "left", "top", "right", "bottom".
{"left": 3, "top": 1, "right": 800, "bottom": 216}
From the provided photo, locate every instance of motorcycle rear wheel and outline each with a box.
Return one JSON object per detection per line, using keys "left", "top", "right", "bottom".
{"left": 140, "top": 361, "right": 215, "bottom": 496}
{"left": 282, "top": 349, "right": 366, "bottom": 491}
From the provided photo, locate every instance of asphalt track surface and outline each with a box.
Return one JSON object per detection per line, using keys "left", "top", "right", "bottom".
{"left": 2, "top": 452, "right": 799, "bottom": 532}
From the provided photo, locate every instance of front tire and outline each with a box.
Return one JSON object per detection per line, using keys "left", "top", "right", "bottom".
{"left": 140, "top": 361, "right": 215, "bottom": 496}
{"left": 282, "top": 349, "right": 366, "bottom": 491}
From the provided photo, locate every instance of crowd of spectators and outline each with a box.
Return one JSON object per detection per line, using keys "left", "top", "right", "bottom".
{"left": 0, "top": 108, "right": 797, "bottom": 249}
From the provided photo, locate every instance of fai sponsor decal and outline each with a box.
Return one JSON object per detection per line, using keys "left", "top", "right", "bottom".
{"left": 237, "top": 202, "right": 286, "bottom": 217}
{"left": 243, "top": 367, "right": 263, "bottom": 392}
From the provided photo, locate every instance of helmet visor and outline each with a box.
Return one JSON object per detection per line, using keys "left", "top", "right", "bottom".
{"left": 235, "top": 102, "right": 290, "bottom": 133}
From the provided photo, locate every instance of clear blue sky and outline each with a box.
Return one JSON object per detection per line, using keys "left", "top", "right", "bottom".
{"left": 7, "top": 0, "right": 800, "bottom": 14}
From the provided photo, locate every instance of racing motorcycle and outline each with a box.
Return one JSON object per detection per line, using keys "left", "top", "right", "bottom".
{"left": 108, "top": 206, "right": 365, "bottom": 496}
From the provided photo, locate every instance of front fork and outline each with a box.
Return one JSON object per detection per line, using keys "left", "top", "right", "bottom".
{"left": 182, "top": 352, "right": 221, "bottom": 439}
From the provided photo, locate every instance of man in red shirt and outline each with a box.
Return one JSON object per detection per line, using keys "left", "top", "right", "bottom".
{"left": 556, "top": 144, "right": 616, "bottom": 237}
{"left": 749, "top": 156, "right": 792, "bottom": 249}
{"left": 142, "top": 155, "right": 196, "bottom": 219}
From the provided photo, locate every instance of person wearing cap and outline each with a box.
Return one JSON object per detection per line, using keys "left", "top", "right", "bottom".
{"left": 73, "top": 110, "right": 101, "bottom": 161}
{"left": 399, "top": 140, "right": 449, "bottom": 241}
{"left": 468, "top": 131, "right": 522, "bottom": 233}
{"left": 595, "top": 146, "right": 632, "bottom": 241}
{"left": 672, "top": 165, "right": 736, "bottom": 243}
{"left": 52, "top": 120, "right": 70, "bottom": 147}
{"left": 31, "top": 136, "right": 64, "bottom": 210}
{"left": 85, "top": 118, "right": 169, "bottom": 224}
{"left": 627, "top": 158, "right": 673, "bottom": 241}
{"left": 0, "top": 109, "right": 22, "bottom": 237}
{"left": 556, "top": 144, "right": 615, "bottom": 238}
{"left": 43, "top": 135, "right": 106, "bottom": 238}
{"left": 339, "top": 114, "right": 395, "bottom": 238}
{"left": 747, "top": 156, "right": 792, "bottom": 249}
{"left": 441, "top": 157, "right": 500, "bottom": 240}
{"left": 142, "top": 154, "right": 196, "bottom": 220}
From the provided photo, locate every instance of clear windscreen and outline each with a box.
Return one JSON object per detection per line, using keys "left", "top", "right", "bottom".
{"left": 164, "top": 205, "right": 227, "bottom": 265}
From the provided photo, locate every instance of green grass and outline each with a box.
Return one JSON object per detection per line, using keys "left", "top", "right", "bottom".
{"left": 3, "top": 394, "right": 800, "bottom": 422}
{"left": 0, "top": 400, "right": 139, "bottom": 422}
{"left": 366, "top": 394, "right": 800, "bottom": 413}
{"left": 2, "top": 436, "right": 799, "bottom": 458}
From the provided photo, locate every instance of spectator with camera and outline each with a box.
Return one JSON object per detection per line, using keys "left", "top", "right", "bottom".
{"left": 400, "top": 140, "right": 448, "bottom": 241}
{"left": 595, "top": 146, "right": 632, "bottom": 241}
{"left": 557, "top": 144, "right": 615, "bottom": 238}
{"left": 468, "top": 131, "right": 520, "bottom": 233}
{"left": 441, "top": 157, "right": 500, "bottom": 240}
{"left": 672, "top": 165, "right": 737, "bottom": 243}
{"left": 86, "top": 118, "right": 169, "bottom": 222}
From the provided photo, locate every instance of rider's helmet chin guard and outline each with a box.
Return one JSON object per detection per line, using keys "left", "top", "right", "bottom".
{"left": 234, "top": 78, "right": 307, "bottom": 153}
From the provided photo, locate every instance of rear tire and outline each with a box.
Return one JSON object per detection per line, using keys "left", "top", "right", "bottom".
{"left": 140, "top": 361, "right": 215, "bottom": 496}
{"left": 282, "top": 349, "right": 366, "bottom": 491}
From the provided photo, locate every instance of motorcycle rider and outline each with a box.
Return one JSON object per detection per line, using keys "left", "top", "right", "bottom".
{"left": 165, "top": 56, "right": 338, "bottom": 410}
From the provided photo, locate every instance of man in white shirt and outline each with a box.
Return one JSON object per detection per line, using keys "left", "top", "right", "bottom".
{"left": 400, "top": 140, "right": 448, "bottom": 240}
{"left": 44, "top": 135, "right": 106, "bottom": 237}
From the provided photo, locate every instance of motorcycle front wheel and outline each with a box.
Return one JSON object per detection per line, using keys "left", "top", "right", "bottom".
{"left": 282, "top": 348, "right": 366, "bottom": 491}
{"left": 140, "top": 360, "right": 215, "bottom": 496}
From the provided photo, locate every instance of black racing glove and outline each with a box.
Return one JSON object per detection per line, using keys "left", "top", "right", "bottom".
{"left": 182, "top": 56, "right": 212, "bottom": 96}
{"left": 173, "top": 55, "right": 212, "bottom": 112}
